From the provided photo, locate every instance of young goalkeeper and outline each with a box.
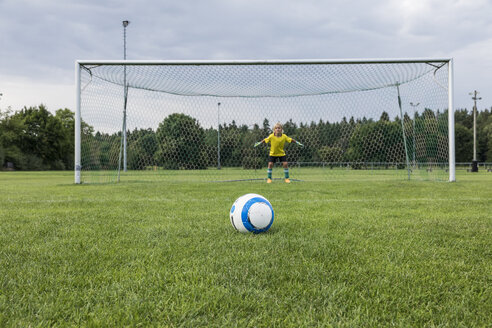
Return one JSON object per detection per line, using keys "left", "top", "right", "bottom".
{"left": 254, "top": 122, "right": 304, "bottom": 183}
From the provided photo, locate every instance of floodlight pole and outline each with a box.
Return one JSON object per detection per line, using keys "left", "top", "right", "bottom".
{"left": 410, "top": 102, "right": 420, "bottom": 169}
{"left": 217, "top": 102, "right": 221, "bottom": 170}
{"left": 122, "top": 20, "right": 130, "bottom": 173}
{"left": 469, "top": 90, "right": 481, "bottom": 172}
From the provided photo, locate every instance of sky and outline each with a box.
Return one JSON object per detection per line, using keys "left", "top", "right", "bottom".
{"left": 0, "top": 0, "right": 491, "bottom": 114}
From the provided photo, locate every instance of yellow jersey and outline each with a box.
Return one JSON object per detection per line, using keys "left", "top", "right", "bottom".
{"left": 264, "top": 133, "right": 292, "bottom": 156}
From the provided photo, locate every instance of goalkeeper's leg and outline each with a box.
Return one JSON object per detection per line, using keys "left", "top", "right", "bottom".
{"left": 267, "top": 162, "right": 273, "bottom": 183}
{"left": 282, "top": 161, "right": 290, "bottom": 183}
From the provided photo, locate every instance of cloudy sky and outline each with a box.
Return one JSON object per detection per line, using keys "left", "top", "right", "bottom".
{"left": 0, "top": 0, "right": 491, "bottom": 113}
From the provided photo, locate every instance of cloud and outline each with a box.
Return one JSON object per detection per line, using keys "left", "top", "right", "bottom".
{"left": 0, "top": 0, "right": 491, "bottom": 111}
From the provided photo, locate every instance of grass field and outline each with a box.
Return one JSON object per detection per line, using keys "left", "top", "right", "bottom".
{"left": 78, "top": 165, "right": 450, "bottom": 184}
{"left": 0, "top": 171, "right": 491, "bottom": 327}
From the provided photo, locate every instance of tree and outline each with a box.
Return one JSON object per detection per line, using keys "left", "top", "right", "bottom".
{"left": 282, "top": 119, "right": 297, "bottom": 136}
{"left": 0, "top": 106, "right": 79, "bottom": 170}
{"left": 154, "top": 113, "right": 206, "bottom": 169}
{"left": 477, "top": 109, "right": 491, "bottom": 162}
{"left": 455, "top": 109, "right": 472, "bottom": 129}
{"left": 19, "top": 105, "right": 69, "bottom": 169}
{"left": 318, "top": 146, "right": 344, "bottom": 163}
{"left": 347, "top": 120, "right": 404, "bottom": 165}
{"left": 454, "top": 123, "right": 472, "bottom": 162}
{"left": 55, "top": 108, "right": 75, "bottom": 169}
{"left": 128, "top": 128, "right": 158, "bottom": 169}
{"left": 482, "top": 115, "right": 492, "bottom": 162}
{"left": 0, "top": 107, "right": 25, "bottom": 169}
{"left": 241, "top": 124, "right": 267, "bottom": 169}
{"left": 0, "top": 143, "right": 4, "bottom": 168}
{"left": 1, "top": 103, "right": 486, "bottom": 171}
{"left": 262, "top": 118, "right": 270, "bottom": 135}
{"left": 379, "top": 111, "right": 390, "bottom": 122}
{"left": 220, "top": 121, "right": 242, "bottom": 167}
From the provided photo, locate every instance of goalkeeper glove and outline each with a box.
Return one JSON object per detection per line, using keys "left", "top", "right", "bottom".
{"left": 296, "top": 141, "right": 304, "bottom": 147}
{"left": 254, "top": 141, "right": 262, "bottom": 147}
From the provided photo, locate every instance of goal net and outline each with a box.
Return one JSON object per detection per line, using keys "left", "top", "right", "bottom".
{"left": 75, "top": 59, "right": 455, "bottom": 183}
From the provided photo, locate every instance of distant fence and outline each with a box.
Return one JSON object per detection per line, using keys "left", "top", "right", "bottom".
{"left": 281, "top": 161, "right": 492, "bottom": 172}
{"left": 456, "top": 162, "right": 492, "bottom": 172}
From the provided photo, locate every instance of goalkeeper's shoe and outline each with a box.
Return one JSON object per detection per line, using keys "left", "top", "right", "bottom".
{"left": 267, "top": 178, "right": 272, "bottom": 184}
{"left": 284, "top": 178, "right": 291, "bottom": 183}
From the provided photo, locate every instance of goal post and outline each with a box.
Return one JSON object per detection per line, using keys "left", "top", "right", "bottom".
{"left": 448, "top": 59, "right": 456, "bottom": 182}
{"left": 75, "top": 58, "right": 455, "bottom": 183}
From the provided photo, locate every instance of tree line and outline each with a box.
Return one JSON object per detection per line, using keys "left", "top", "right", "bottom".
{"left": 0, "top": 105, "right": 74, "bottom": 170}
{"left": 1, "top": 105, "right": 492, "bottom": 170}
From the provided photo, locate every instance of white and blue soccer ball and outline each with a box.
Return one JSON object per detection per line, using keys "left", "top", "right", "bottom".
{"left": 230, "top": 193, "right": 274, "bottom": 233}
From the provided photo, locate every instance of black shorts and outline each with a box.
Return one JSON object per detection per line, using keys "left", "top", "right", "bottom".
{"left": 268, "top": 155, "right": 287, "bottom": 163}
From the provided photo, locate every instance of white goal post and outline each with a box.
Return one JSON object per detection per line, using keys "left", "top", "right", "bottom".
{"left": 75, "top": 58, "right": 455, "bottom": 183}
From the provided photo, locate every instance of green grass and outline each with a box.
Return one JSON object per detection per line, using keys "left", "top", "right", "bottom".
{"left": 0, "top": 171, "right": 491, "bottom": 327}
{"left": 81, "top": 166, "right": 452, "bottom": 184}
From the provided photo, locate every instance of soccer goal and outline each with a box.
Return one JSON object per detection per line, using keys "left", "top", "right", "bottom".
{"left": 75, "top": 58, "right": 455, "bottom": 183}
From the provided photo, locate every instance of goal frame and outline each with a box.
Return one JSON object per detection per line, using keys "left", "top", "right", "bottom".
{"left": 74, "top": 58, "right": 455, "bottom": 183}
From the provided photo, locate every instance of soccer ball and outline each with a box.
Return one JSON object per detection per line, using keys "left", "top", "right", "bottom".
{"left": 230, "top": 193, "right": 274, "bottom": 233}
